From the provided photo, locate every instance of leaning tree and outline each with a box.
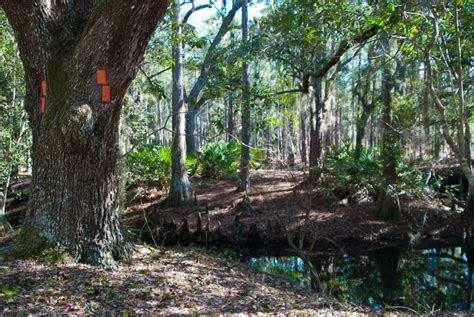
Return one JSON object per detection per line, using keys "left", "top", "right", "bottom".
{"left": 0, "top": 0, "right": 170, "bottom": 266}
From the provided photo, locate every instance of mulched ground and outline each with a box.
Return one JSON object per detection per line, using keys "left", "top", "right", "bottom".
{"left": 0, "top": 245, "right": 369, "bottom": 315}
{"left": 124, "top": 170, "right": 471, "bottom": 255}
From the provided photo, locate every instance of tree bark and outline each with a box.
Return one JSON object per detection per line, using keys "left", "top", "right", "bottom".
{"left": 0, "top": 167, "right": 13, "bottom": 235}
{"left": 300, "top": 98, "right": 307, "bottom": 164}
{"left": 309, "top": 76, "right": 323, "bottom": 182}
{"left": 155, "top": 99, "right": 162, "bottom": 144}
{"left": 238, "top": 0, "right": 251, "bottom": 192}
{"left": 168, "top": 0, "right": 192, "bottom": 207}
{"left": 375, "top": 32, "right": 400, "bottom": 222}
{"left": 1, "top": 0, "right": 170, "bottom": 266}
{"left": 287, "top": 117, "right": 296, "bottom": 167}
{"left": 185, "top": 102, "right": 198, "bottom": 155}
{"left": 355, "top": 93, "right": 376, "bottom": 158}
{"left": 227, "top": 92, "right": 235, "bottom": 142}
{"left": 354, "top": 46, "right": 376, "bottom": 158}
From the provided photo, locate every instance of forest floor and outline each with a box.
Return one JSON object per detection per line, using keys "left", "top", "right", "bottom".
{"left": 5, "top": 169, "right": 471, "bottom": 255}
{"left": 0, "top": 242, "right": 372, "bottom": 315}
{"left": 2, "top": 169, "right": 473, "bottom": 315}
{"left": 124, "top": 169, "right": 471, "bottom": 256}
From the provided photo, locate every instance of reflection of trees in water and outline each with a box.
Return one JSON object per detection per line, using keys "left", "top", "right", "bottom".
{"left": 465, "top": 247, "right": 473, "bottom": 310}
{"left": 249, "top": 246, "right": 473, "bottom": 311}
{"left": 309, "top": 255, "right": 383, "bottom": 305}
{"left": 373, "top": 247, "right": 401, "bottom": 306}
{"left": 399, "top": 247, "right": 470, "bottom": 311}
{"left": 312, "top": 247, "right": 472, "bottom": 311}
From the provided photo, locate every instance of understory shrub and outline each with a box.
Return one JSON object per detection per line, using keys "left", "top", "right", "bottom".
{"left": 126, "top": 143, "right": 196, "bottom": 186}
{"left": 197, "top": 141, "right": 240, "bottom": 179}
{"left": 323, "top": 143, "right": 425, "bottom": 200}
{"left": 197, "top": 141, "right": 263, "bottom": 179}
{"left": 323, "top": 144, "right": 382, "bottom": 197}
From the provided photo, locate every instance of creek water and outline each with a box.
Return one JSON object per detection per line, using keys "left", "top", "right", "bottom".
{"left": 247, "top": 246, "right": 474, "bottom": 312}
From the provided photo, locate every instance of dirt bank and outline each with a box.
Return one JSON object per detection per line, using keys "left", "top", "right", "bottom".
{"left": 124, "top": 170, "right": 473, "bottom": 255}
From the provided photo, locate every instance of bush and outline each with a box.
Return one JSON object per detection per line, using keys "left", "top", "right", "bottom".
{"left": 324, "top": 144, "right": 383, "bottom": 197}
{"left": 197, "top": 141, "right": 240, "bottom": 179}
{"left": 126, "top": 144, "right": 196, "bottom": 186}
{"left": 323, "top": 143, "right": 425, "bottom": 199}
{"left": 197, "top": 141, "right": 263, "bottom": 179}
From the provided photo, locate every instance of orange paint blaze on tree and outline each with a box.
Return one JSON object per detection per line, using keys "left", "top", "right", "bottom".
{"left": 102, "top": 85, "right": 111, "bottom": 103}
{"left": 96, "top": 69, "right": 107, "bottom": 85}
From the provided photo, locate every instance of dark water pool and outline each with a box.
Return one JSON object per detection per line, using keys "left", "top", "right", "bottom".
{"left": 248, "top": 247, "right": 474, "bottom": 312}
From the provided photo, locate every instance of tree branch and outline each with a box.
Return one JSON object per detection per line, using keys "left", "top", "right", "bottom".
{"left": 424, "top": 15, "right": 471, "bottom": 179}
{"left": 183, "top": 4, "right": 212, "bottom": 24}
{"left": 310, "top": 7, "right": 403, "bottom": 79}
{"left": 186, "top": 0, "right": 242, "bottom": 107}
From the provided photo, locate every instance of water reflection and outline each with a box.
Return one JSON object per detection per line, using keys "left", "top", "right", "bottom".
{"left": 248, "top": 246, "right": 474, "bottom": 312}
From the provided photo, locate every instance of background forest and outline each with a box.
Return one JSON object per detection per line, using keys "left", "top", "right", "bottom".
{"left": 0, "top": 0, "right": 473, "bottom": 314}
{"left": 2, "top": 0, "right": 472, "bottom": 216}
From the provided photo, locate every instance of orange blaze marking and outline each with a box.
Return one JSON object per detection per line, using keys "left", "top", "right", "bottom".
{"left": 41, "top": 96, "right": 45, "bottom": 113}
{"left": 40, "top": 80, "right": 47, "bottom": 114}
{"left": 102, "top": 85, "right": 111, "bottom": 103}
{"left": 96, "top": 69, "right": 107, "bottom": 85}
{"left": 41, "top": 80, "right": 47, "bottom": 96}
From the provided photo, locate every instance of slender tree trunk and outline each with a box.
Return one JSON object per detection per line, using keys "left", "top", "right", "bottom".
{"left": 184, "top": 0, "right": 242, "bottom": 149}
{"left": 281, "top": 115, "right": 287, "bottom": 162}
{"left": 375, "top": 32, "right": 400, "bottom": 222}
{"left": 355, "top": 97, "right": 375, "bottom": 158}
{"left": 354, "top": 47, "right": 375, "bottom": 158}
{"left": 168, "top": 0, "right": 192, "bottom": 207}
{"left": 454, "top": 2, "right": 473, "bottom": 218}
{"left": 0, "top": 167, "right": 13, "bottom": 234}
{"left": 300, "top": 97, "right": 307, "bottom": 164}
{"left": 309, "top": 76, "right": 323, "bottom": 182}
{"left": 425, "top": 7, "right": 473, "bottom": 219}
{"left": 287, "top": 117, "right": 296, "bottom": 167}
{"left": 185, "top": 103, "right": 198, "bottom": 155}
{"left": 155, "top": 99, "right": 162, "bottom": 144}
{"left": 265, "top": 124, "right": 271, "bottom": 159}
{"left": 227, "top": 92, "right": 235, "bottom": 141}
{"left": 421, "top": 66, "right": 430, "bottom": 158}
{"left": 238, "top": 0, "right": 251, "bottom": 192}
{"left": 454, "top": 1, "right": 469, "bottom": 168}
{"left": 2, "top": 1, "right": 170, "bottom": 266}
{"left": 0, "top": 52, "right": 23, "bottom": 235}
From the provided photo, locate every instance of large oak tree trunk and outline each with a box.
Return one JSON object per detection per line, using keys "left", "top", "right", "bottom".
{"left": 30, "top": 109, "right": 125, "bottom": 264}
{"left": 2, "top": 0, "right": 170, "bottom": 266}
